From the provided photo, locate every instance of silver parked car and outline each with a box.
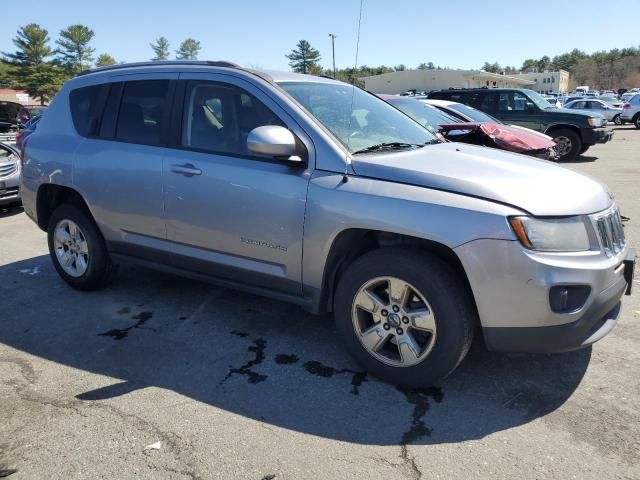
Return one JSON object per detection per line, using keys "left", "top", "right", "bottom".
{"left": 620, "top": 94, "right": 640, "bottom": 128}
{"left": 562, "top": 99, "right": 624, "bottom": 125}
{"left": 20, "top": 61, "right": 635, "bottom": 388}
{"left": 0, "top": 142, "right": 21, "bottom": 206}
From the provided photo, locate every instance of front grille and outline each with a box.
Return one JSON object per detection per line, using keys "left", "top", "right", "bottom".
{"left": 0, "top": 186, "right": 19, "bottom": 199}
{"left": 0, "top": 161, "right": 18, "bottom": 178}
{"left": 595, "top": 208, "right": 625, "bottom": 257}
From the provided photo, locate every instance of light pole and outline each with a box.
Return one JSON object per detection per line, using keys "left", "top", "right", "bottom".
{"left": 328, "top": 33, "right": 336, "bottom": 78}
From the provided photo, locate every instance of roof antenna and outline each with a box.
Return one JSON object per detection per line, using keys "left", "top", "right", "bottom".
{"left": 342, "top": 0, "right": 364, "bottom": 184}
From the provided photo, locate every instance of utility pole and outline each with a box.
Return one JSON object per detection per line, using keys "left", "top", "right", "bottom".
{"left": 328, "top": 33, "right": 336, "bottom": 78}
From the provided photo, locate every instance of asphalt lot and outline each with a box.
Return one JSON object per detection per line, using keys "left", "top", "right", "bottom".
{"left": 1, "top": 127, "right": 639, "bottom": 480}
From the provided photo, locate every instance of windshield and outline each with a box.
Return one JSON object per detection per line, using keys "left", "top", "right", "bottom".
{"left": 523, "top": 89, "right": 555, "bottom": 109}
{"left": 387, "top": 98, "right": 459, "bottom": 133}
{"left": 446, "top": 103, "right": 501, "bottom": 123}
{"left": 278, "top": 82, "right": 437, "bottom": 153}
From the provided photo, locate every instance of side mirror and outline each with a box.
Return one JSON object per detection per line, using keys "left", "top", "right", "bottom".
{"left": 247, "top": 125, "right": 301, "bottom": 162}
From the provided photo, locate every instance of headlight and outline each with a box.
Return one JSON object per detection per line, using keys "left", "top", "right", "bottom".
{"left": 509, "top": 216, "right": 592, "bottom": 252}
{"left": 587, "top": 117, "right": 604, "bottom": 127}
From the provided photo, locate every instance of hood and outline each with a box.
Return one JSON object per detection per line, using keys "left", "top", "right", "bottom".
{"left": 440, "top": 122, "right": 555, "bottom": 153}
{"left": 350, "top": 142, "right": 612, "bottom": 216}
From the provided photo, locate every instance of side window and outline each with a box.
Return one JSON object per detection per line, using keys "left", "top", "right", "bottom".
{"left": 497, "top": 93, "right": 513, "bottom": 111}
{"left": 115, "top": 80, "right": 170, "bottom": 146}
{"left": 182, "top": 81, "right": 285, "bottom": 157}
{"left": 69, "top": 84, "right": 109, "bottom": 137}
{"left": 470, "top": 92, "right": 497, "bottom": 113}
{"left": 513, "top": 92, "right": 529, "bottom": 111}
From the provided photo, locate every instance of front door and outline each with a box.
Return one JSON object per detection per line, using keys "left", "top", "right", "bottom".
{"left": 162, "top": 74, "right": 313, "bottom": 295}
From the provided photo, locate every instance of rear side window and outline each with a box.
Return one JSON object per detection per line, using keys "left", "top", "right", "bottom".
{"left": 69, "top": 85, "right": 109, "bottom": 137}
{"left": 115, "top": 80, "right": 171, "bottom": 146}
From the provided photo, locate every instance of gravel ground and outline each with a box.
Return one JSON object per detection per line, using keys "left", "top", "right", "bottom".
{"left": 1, "top": 127, "right": 639, "bottom": 480}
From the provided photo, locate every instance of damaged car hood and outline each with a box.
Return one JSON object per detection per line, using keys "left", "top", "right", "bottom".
{"left": 350, "top": 142, "right": 612, "bottom": 216}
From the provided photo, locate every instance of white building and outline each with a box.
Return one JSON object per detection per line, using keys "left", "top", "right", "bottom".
{"left": 359, "top": 69, "right": 535, "bottom": 94}
{"left": 510, "top": 70, "right": 570, "bottom": 94}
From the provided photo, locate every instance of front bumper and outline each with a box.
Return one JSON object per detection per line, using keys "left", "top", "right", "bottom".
{"left": 454, "top": 237, "right": 634, "bottom": 354}
{"left": 581, "top": 126, "right": 613, "bottom": 145}
{"left": 0, "top": 168, "right": 21, "bottom": 206}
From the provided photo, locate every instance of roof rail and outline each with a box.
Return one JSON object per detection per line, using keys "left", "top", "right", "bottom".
{"left": 76, "top": 60, "right": 242, "bottom": 77}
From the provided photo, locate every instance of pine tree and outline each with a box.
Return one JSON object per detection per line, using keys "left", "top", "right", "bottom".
{"left": 285, "top": 40, "right": 321, "bottom": 74}
{"left": 56, "top": 24, "right": 95, "bottom": 73}
{"left": 175, "top": 39, "right": 201, "bottom": 60}
{"left": 2, "top": 23, "right": 67, "bottom": 105}
{"left": 96, "top": 53, "right": 117, "bottom": 67}
{"left": 150, "top": 37, "right": 170, "bottom": 61}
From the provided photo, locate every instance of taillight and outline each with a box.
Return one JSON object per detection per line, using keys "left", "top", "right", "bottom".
{"left": 19, "top": 136, "right": 29, "bottom": 168}
{"left": 623, "top": 103, "right": 630, "bottom": 109}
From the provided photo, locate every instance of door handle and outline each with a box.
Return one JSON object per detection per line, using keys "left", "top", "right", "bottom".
{"left": 171, "top": 163, "right": 202, "bottom": 177}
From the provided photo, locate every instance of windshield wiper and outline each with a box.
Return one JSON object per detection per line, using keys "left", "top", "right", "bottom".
{"left": 352, "top": 141, "right": 436, "bottom": 155}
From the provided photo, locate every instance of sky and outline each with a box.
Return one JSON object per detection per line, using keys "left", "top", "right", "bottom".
{"left": 2, "top": 0, "right": 640, "bottom": 72}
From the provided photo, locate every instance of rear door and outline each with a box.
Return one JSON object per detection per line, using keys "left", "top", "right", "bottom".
{"left": 161, "top": 73, "right": 313, "bottom": 295}
{"left": 73, "top": 74, "right": 177, "bottom": 257}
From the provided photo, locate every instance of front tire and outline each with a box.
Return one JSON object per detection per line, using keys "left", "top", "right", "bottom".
{"left": 334, "top": 248, "right": 475, "bottom": 388}
{"left": 613, "top": 114, "right": 622, "bottom": 126}
{"left": 634, "top": 114, "right": 640, "bottom": 129}
{"left": 47, "top": 204, "right": 117, "bottom": 290}
{"left": 551, "top": 129, "right": 582, "bottom": 161}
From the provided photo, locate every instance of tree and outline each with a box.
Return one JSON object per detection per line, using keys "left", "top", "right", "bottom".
{"left": 417, "top": 62, "right": 435, "bottom": 70}
{"left": 150, "top": 37, "right": 170, "bottom": 61}
{"left": 394, "top": 64, "right": 407, "bottom": 71}
{"left": 2, "top": 23, "right": 67, "bottom": 104}
{"left": 520, "top": 58, "right": 538, "bottom": 72}
{"left": 56, "top": 24, "right": 95, "bottom": 73}
{"left": 176, "top": 38, "right": 201, "bottom": 60}
{"left": 481, "top": 61, "right": 502, "bottom": 73}
{"left": 285, "top": 40, "right": 321, "bottom": 74}
{"left": 95, "top": 53, "right": 117, "bottom": 67}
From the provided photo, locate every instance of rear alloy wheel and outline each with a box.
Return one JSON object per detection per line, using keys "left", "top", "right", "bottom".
{"left": 47, "top": 204, "right": 117, "bottom": 290}
{"left": 613, "top": 114, "right": 623, "bottom": 126}
{"left": 551, "top": 129, "right": 582, "bottom": 161}
{"left": 334, "top": 248, "right": 475, "bottom": 388}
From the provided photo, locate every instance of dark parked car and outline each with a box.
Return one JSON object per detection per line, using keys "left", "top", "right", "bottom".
{"left": 381, "top": 95, "right": 557, "bottom": 160}
{"left": 17, "top": 105, "right": 47, "bottom": 125}
{"left": 427, "top": 88, "right": 613, "bottom": 160}
{"left": 0, "top": 101, "right": 20, "bottom": 134}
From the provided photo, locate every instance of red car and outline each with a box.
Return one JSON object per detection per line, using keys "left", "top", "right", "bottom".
{"left": 17, "top": 105, "right": 47, "bottom": 125}
{"left": 380, "top": 95, "right": 558, "bottom": 160}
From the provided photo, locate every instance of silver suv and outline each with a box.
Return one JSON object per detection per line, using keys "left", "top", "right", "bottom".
{"left": 21, "top": 62, "right": 635, "bottom": 388}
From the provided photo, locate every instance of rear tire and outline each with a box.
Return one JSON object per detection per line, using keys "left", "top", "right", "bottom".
{"left": 551, "top": 129, "right": 582, "bottom": 161}
{"left": 579, "top": 145, "right": 590, "bottom": 155}
{"left": 47, "top": 204, "right": 117, "bottom": 290}
{"left": 634, "top": 114, "right": 640, "bottom": 129}
{"left": 334, "top": 248, "right": 475, "bottom": 388}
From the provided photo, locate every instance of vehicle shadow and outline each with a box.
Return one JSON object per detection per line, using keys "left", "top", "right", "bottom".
{"left": 0, "top": 204, "right": 24, "bottom": 218}
{"left": 0, "top": 255, "right": 592, "bottom": 446}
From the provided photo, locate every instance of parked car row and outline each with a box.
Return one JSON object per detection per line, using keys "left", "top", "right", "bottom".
{"left": 424, "top": 88, "right": 614, "bottom": 161}
{"left": 379, "top": 95, "right": 558, "bottom": 160}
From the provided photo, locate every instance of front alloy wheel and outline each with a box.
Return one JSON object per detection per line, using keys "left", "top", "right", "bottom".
{"left": 352, "top": 276, "right": 437, "bottom": 367}
{"left": 554, "top": 135, "right": 573, "bottom": 157}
